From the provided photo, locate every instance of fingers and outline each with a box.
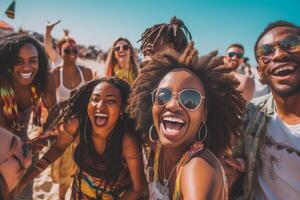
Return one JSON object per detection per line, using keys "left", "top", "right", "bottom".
{"left": 179, "top": 41, "right": 199, "bottom": 65}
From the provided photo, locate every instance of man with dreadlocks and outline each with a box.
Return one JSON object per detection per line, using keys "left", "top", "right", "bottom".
{"left": 0, "top": 33, "right": 56, "bottom": 199}
{"left": 139, "top": 16, "right": 194, "bottom": 64}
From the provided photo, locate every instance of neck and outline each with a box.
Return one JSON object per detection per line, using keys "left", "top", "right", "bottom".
{"left": 62, "top": 62, "right": 77, "bottom": 74}
{"left": 91, "top": 131, "right": 107, "bottom": 156}
{"left": 118, "top": 60, "right": 128, "bottom": 69}
{"left": 273, "top": 92, "right": 300, "bottom": 124}
{"left": 11, "top": 80, "right": 31, "bottom": 91}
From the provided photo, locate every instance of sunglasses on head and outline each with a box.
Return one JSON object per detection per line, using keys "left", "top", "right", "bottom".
{"left": 151, "top": 87, "right": 206, "bottom": 110}
{"left": 257, "top": 35, "right": 300, "bottom": 63}
{"left": 114, "top": 44, "right": 130, "bottom": 52}
{"left": 228, "top": 52, "right": 244, "bottom": 59}
{"left": 63, "top": 47, "right": 78, "bottom": 55}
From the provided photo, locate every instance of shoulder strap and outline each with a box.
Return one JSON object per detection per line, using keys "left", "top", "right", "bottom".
{"left": 173, "top": 141, "right": 204, "bottom": 200}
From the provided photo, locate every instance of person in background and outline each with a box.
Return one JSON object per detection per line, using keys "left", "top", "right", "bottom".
{"left": 223, "top": 44, "right": 255, "bottom": 102}
{"left": 105, "top": 38, "right": 138, "bottom": 85}
{"left": 43, "top": 20, "right": 93, "bottom": 199}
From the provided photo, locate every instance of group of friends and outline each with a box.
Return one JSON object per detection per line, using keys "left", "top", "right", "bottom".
{"left": 0, "top": 16, "right": 299, "bottom": 200}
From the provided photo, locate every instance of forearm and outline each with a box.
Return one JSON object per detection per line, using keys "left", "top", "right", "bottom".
{"left": 18, "top": 144, "right": 67, "bottom": 189}
{"left": 44, "top": 31, "right": 60, "bottom": 64}
{"left": 120, "top": 187, "right": 143, "bottom": 200}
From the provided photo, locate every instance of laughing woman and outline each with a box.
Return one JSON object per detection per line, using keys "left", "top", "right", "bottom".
{"left": 0, "top": 33, "right": 56, "bottom": 200}
{"left": 105, "top": 38, "right": 138, "bottom": 85}
{"left": 17, "top": 77, "right": 146, "bottom": 200}
{"left": 129, "top": 52, "right": 245, "bottom": 200}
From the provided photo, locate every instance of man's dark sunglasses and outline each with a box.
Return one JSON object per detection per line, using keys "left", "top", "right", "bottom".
{"left": 257, "top": 35, "right": 300, "bottom": 63}
{"left": 228, "top": 52, "right": 244, "bottom": 59}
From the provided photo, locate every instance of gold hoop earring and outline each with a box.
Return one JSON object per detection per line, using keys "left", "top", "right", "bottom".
{"left": 198, "top": 123, "right": 207, "bottom": 143}
{"left": 149, "top": 124, "right": 158, "bottom": 143}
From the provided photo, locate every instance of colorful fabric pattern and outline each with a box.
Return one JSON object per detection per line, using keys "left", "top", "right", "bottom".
{"left": 71, "top": 169, "right": 130, "bottom": 200}
{"left": 0, "top": 85, "right": 42, "bottom": 135}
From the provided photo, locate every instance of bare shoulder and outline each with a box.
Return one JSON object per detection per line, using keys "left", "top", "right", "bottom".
{"left": 182, "top": 156, "right": 216, "bottom": 177}
{"left": 122, "top": 133, "right": 139, "bottom": 149}
{"left": 180, "top": 156, "right": 217, "bottom": 199}
{"left": 122, "top": 133, "right": 141, "bottom": 158}
{"left": 50, "top": 66, "right": 62, "bottom": 87}
{"left": 79, "top": 66, "right": 93, "bottom": 81}
{"left": 50, "top": 66, "right": 62, "bottom": 75}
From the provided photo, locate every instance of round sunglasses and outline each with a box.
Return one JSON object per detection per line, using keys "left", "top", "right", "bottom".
{"left": 114, "top": 44, "right": 130, "bottom": 52}
{"left": 257, "top": 35, "right": 300, "bottom": 63}
{"left": 151, "top": 88, "right": 206, "bottom": 110}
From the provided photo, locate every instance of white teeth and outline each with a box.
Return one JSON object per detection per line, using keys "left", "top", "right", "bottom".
{"left": 163, "top": 117, "right": 185, "bottom": 124}
{"left": 95, "top": 113, "right": 108, "bottom": 117}
{"left": 165, "top": 127, "right": 178, "bottom": 133}
{"left": 20, "top": 72, "right": 32, "bottom": 79}
{"left": 274, "top": 66, "right": 295, "bottom": 74}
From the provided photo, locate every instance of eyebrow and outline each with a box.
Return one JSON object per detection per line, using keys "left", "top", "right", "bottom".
{"left": 92, "top": 94, "right": 117, "bottom": 98}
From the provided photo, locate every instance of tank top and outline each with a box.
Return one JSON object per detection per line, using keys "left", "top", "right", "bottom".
{"left": 56, "top": 66, "right": 85, "bottom": 102}
{"left": 147, "top": 141, "right": 228, "bottom": 200}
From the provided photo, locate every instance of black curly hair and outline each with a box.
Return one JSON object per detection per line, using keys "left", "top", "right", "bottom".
{"left": 0, "top": 33, "right": 49, "bottom": 92}
{"left": 128, "top": 51, "right": 245, "bottom": 155}
{"left": 45, "top": 77, "right": 134, "bottom": 182}
{"left": 138, "top": 16, "right": 192, "bottom": 57}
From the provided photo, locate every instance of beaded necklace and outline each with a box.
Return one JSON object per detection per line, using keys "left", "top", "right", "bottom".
{"left": 0, "top": 85, "right": 42, "bottom": 133}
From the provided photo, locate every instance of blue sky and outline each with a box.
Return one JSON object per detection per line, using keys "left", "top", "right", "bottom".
{"left": 1, "top": 0, "right": 300, "bottom": 65}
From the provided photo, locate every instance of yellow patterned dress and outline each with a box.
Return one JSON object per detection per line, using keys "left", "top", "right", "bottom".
{"left": 113, "top": 65, "right": 136, "bottom": 86}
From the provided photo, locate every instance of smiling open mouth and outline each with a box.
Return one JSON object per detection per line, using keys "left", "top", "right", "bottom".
{"left": 20, "top": 72, "right": 33, "bottom": 79}
{"left": 94, "top": 113, "right": 108, "bottom": 127}
{"left": 272, "top": 66, "right": 296, "bottom": 77}
{"left": 162, "top": 116, "right": 186, "bottom": 134}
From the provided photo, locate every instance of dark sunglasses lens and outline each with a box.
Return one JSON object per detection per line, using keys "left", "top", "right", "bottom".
{"left": 228, "top": 52, "right": 235, "bottom": 57}
{"left": 236, "top": 53, "right": 244, "bottom": 58}
{"left": 64, "top": 48, "right": 71, "bottom": 54}
{"left": 180, "top": 90, "right": 201, "bottom": 110}
{"left": 155, "top": 88, "right": 172, "bottom": 106}
{"left": 123, "top": 45, "right": 130, "bottom": 51}
{"left": 64, "top": 48, "right": 77, "bottom": 55}
{"left": 258, "top": 45, "right": 273, "bottom": 57}
{"left": 114, "top": 46, "right": 120, "bottom": 52}
{"left": 280, "top": 36, "right": 300, "bottom": 50}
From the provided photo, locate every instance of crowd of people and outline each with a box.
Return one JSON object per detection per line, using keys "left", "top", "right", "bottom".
{"left": 0, "top": 16, "right": 299, "bottom": 200}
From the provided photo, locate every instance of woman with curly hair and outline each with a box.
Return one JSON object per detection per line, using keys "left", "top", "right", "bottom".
{"left": 128, "top": 49, "right": 245, "bottom": 199}
{"left": 105, "top": 38, "right": 138, "bottom": 85}
{"left": 0, "top": 33, "right": 56, "bottom": 199}
{"left": 17, "top": 77, "right": 146, "bottom": 200}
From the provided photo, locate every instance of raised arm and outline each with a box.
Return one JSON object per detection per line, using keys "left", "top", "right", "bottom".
{"left": 121, "top": 133, "right": 147, "bottom": 200}
{"left": 44, "top": 20, "right": 61, "bottom": 65}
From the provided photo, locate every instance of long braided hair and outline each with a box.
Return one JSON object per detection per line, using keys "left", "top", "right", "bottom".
{"left": 138, "top": 16, "right": 192, "bottom": 57}
{"left": 44, "top": 77, "right": 133, "bottom": 182}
